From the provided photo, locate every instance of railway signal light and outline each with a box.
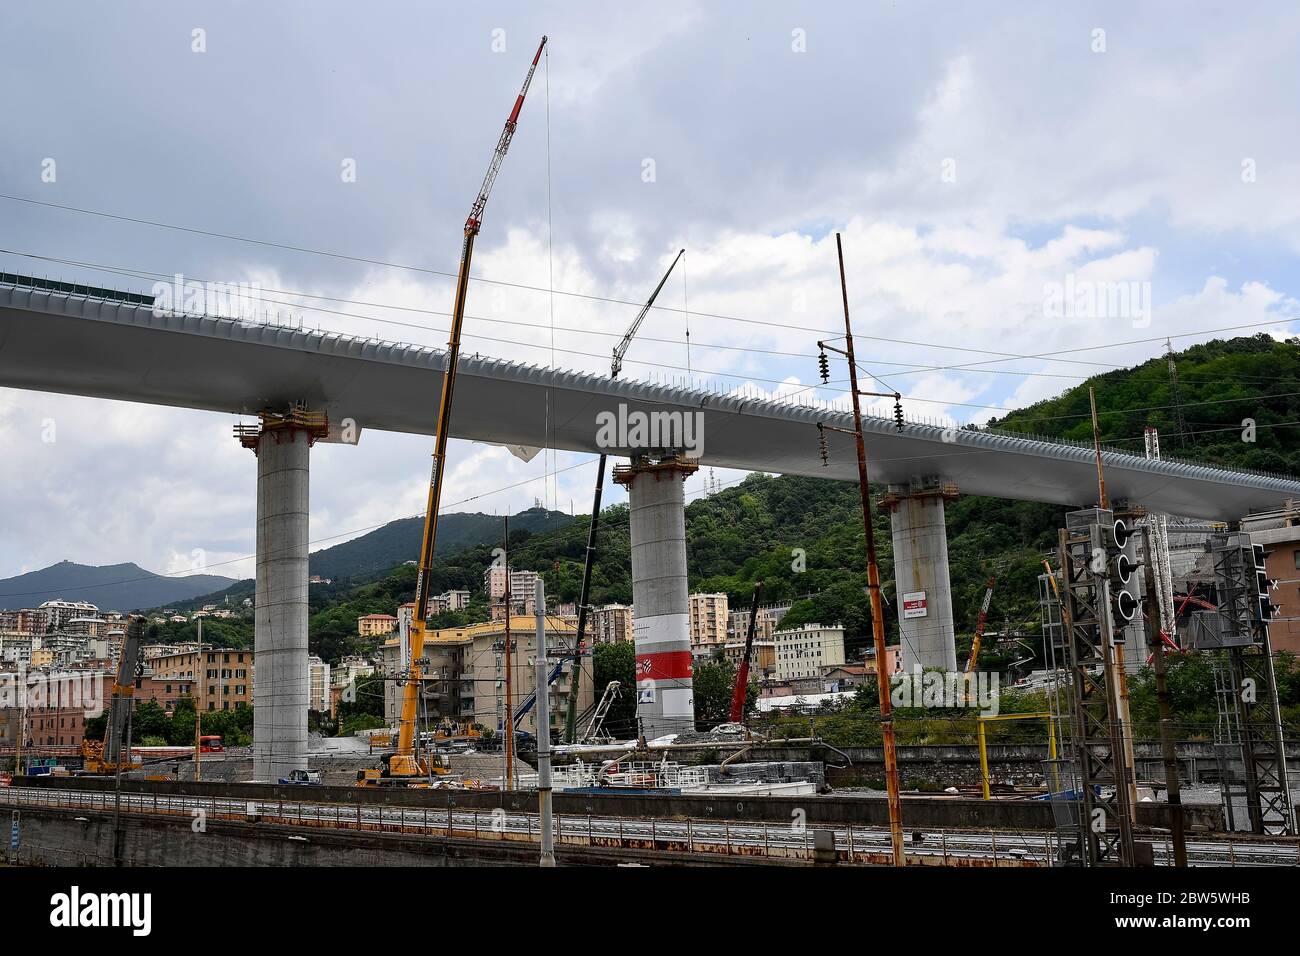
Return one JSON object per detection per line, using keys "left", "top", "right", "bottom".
{"left": 1107, "top": 517, "right": 1141, "bottom": 627}
{"left": 1253, "top": 544, "right": 1279, "bottom": 621}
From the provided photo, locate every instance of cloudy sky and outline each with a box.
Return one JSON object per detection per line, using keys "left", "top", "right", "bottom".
{"left": 1, "top": 1, "right": 1298, "bottom": 582}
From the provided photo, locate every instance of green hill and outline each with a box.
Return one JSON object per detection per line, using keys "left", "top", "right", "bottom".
{"left": 991, "top": 333, "right": 1300, "bottom": 474}
{"left": 307, "top": 507, "right": 574, "bottom": 582}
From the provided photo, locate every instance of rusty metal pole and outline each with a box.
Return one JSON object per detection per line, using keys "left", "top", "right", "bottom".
{"left": 836, "top": 232, "right": 905, "bottom": 866}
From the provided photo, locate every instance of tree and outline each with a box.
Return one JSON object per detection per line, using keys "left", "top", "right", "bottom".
{"left": 693, "top": 658, "right": 738, "bottom": 726}
{"left": 593, "top": 641, "right": 637, "bottom": 738}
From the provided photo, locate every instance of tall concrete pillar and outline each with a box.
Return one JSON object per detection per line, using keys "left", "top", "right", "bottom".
{"left": 613, "top": 455, "right": 698, "bottom": 741}
{"left": 238, "top": 409, "right": 327, "bottom": 781}
{"left": 886, "top": 479, "right": 959, "bottom": 672}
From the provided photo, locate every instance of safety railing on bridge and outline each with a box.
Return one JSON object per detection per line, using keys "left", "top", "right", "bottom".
{"left": 0, "top": 784, "right": 1056, "bottom": 867}
{"left": 11, "top": 785, "right": 1290, "bottom": 867}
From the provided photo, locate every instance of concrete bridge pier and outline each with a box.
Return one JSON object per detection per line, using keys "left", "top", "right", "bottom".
{"left": 614, "top": 454, "right": 699, "bottom": 742}
{"left": 237, "top": 408, "right": 329, "bottom": 782}
{"left": 886, "top": 478, "right": 960, "bottom": 672}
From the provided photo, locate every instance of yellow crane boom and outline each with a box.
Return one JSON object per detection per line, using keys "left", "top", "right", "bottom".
{"left": 386, "top": 36, "right": 548, "bottom": 781}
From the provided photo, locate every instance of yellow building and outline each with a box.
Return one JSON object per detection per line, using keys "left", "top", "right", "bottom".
{"left": 358, "top": 613, "right": 399, "bottom": 638}
{"left": 149, "top": 648, "right": 253, "bottom": 711}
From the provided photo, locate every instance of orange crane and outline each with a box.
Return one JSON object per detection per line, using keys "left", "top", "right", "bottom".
{"left": 373, "top": 35, "right": 548, "bottom": 786}
{"left": 963, "top": 572, "right": 998, "bottom": 675}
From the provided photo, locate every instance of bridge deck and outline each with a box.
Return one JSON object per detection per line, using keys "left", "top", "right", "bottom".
{"left": 2, "top": 278, "right": 1297, "bottom": 518}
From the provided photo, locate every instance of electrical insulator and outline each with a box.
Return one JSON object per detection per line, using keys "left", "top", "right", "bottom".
{"left": 893, "top": 394, "right": 904, "bottom": 432}
{"left": 817, "top": 424, "right": 829, "bottom": 466}
{"left": 818, "top": 348, "right": 830, "bottom": 384}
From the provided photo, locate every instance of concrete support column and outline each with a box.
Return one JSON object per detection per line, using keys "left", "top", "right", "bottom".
{"left": 614, "top": 455, "right": 698, "bottom": 742}
{"left": 238, "top": 408, "right": 327, "bottom": 782}
{"left": 886, "top": 479, "right": 959, "bottom": 672}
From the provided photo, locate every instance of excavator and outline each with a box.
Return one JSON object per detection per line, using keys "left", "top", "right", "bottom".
{"left": 81, "top": 614, "right": 145, "bottom": 775}
{"left": 361, "top": 36, "right": 548, "bottom": 789}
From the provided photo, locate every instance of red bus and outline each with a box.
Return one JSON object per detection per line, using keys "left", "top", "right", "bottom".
{"left": 199, "top": 735, "right": 224, "bottom": 753}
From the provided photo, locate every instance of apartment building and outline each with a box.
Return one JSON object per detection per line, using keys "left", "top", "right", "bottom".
{"left": 592, "top": 604, "right": 634, "bottom": 644}
{"left": 307, "top": 655, "right": 331, "bottom": 713}
{"left": 358, "top": 613, "right": 399, "bottom": 638}
{"left": 773, "top": 623, "right": 846, "bottom": 681}
{"left": 689, "top": 592, "right": 729, "bottom": 651}
{"left": 1243, "top": 507, "right": 1300, "bottom": 655}
{"left": 149, "top": 648, "right": 253, "bottom": 711}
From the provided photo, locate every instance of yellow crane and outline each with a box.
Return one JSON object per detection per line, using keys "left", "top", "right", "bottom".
{"left": 367, "top": 35, "right": 549, "bottom": 787}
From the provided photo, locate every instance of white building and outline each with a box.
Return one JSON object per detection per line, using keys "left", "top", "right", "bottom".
{"left": 307, "top": 655, "right": 331, "bottom": 713}
{"left": 0, "top": 633, "right": 35, "bottom": 667}
{"left": 773, "top": 623, "right": 846, "bottom": 681}
{"left": 441, "top": 589, "right": 471, "bottom": 611}
{"left": 484, "top": 568, "right": 541, "bottom": 608}
{"left": 38, "top": 599, "right": 99, "bottom": 631}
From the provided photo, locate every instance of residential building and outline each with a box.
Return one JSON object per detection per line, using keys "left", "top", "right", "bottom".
{"left": 442, "top": 589, "right": 471, "bottom": 611}
{"left": 773, "top": 623, "right": 846, "bottom": 681}
{"left": 38, "top": 599, "right": 99, "bottom": 631}
{"left": 458, "top": 616, "right": 592, "bottom": 740}
{"left": 1243, "top": 506, "right": 1300, "bottom": 655}
{"left": 0, "top": 633, "right": 35, "bottom": 668}
{"left": 0, "top": 670, "right": 106, "bottom": 749}
{"left": 723, "top": 639, "right": 776, "bottom": 678}
{"left": 358, "top": 613, "right": 399, "bottom": 638}
{"left": 380, "top": 617, "right": 593, "bottom": 741}
{"left": 727, "top": 606, "right": 777, "bottom": 644}
{"left": 334, "top": 655, "right": 375, "bottom": 688}
{"left": 307, "top": 655, "right": 331, "bottom": 713}
{"left": 689, "top": 592, "right": 729, "bottom": 650}
{"left": 484, "top": 568, "right": 541, "bottom": 610}
{"left": 592, "top": 604, "right": 633, "bottom": 645}
{"left": 149, "top": 648, "right": 253, "bottom": 711}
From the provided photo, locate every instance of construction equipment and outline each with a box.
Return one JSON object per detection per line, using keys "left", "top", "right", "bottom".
{"left": 81, "top": 614, "right": 145, "bottom": 775}
{"left": 580, "top": 681, "right": 622, "bottom": 744}
{"left": 385, "top": 35, "right": 547, "bottom": 786}
{"left": 963, "top": 572, "right": 998, "bottom": 674}
{"left": 729, "top": 582, "right": 763, "bottom": 724}
{"left": 563, "top": 248, "right": 686, "bottom": 742}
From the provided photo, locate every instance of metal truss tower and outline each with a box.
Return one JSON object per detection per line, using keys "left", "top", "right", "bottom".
{"left": 1054, "top": 509, "right": 1138, "bottom": 866}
